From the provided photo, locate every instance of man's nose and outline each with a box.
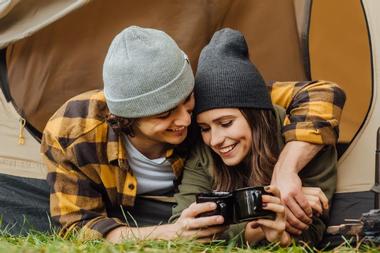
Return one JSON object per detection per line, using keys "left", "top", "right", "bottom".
{"left": 173, "top": 105, "right": 191, "bottom": 126}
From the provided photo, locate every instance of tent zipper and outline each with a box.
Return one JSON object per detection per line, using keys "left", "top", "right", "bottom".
{"left": 18, "top": 117, "right": 26, "bottom": 145}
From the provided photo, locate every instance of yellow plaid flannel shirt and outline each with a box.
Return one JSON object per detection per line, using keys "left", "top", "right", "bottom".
{"left": 41, "top": 80, "right": 345, "bottom": 240}
{"left": 269, "top": 80, "right": 345, "bottom": 144}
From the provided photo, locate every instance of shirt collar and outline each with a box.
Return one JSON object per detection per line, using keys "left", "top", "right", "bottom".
{"left": 106, "top": 126, "right": 185, "bottom": 177}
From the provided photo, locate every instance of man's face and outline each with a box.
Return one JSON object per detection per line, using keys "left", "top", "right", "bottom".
{"left": 134, "top": 93, "right": 195, "bottom": 146}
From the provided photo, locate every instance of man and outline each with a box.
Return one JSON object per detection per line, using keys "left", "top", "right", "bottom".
{"left": 41, "top": 26, "right": 345, "bottom": 243}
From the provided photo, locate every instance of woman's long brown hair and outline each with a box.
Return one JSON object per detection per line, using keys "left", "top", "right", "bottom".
{"left": 211, "top": 109, "right": 280, "bottom": 191}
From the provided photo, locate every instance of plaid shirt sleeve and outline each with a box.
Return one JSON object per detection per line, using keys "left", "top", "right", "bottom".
{"left": 269, "top": 80, "right": 346, "bottom": 145}
{"left": 41, "top": 102, "right": 126, "bottom": 240}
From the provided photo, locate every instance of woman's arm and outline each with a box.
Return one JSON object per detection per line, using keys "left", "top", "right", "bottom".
{"left": 171, "top": 143, "right": 247, "bottom": 242}
{"left": 244, "top": 186, "right": 291, "bottom": 246}
{"left": 171, "top": 143, "right": 215, "bottom": 222}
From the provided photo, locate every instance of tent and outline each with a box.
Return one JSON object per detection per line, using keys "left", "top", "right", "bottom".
{"left": 0, "top": 0, "right": 379, "bottom": 236}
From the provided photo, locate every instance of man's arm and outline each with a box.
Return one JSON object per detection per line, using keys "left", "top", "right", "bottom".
{"left": 41, "top": 134, "right": 126, "bottom": 240}
{"left": 269, "top": 80, "right": 346, "bottom": 145}
{"left": 271, "top": 141, "right": 323, "bottom": 234}
{"left": 106, "top": 202, "right": 225, "bottom": 243}
{"left": 42, "top": 127, "right": 225, "bottom": 243}
{"left": 269, "top": 80, "right": 346, "bottom": 234}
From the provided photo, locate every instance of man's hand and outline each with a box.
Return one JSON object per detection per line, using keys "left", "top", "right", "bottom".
{"left": 173, "top": 202, "right": 227, "bottom": 242}
{"left": 302, "top": 187, "right": 329, "bottom": 216}
{"left": 271, "top": 141, "right": 323, "bottom": 235}
{"left": 272, "top": 169, "right": 312, "bottom": 235}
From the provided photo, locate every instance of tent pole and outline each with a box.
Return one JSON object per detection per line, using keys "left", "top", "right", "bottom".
{"left": 376, "top": 127, "right": 380, "bottom": 209}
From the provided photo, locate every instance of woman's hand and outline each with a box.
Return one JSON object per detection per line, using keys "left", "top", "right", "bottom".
{"left": 302, "top": 187, "right": 329, "bottom": 216}
{"left": 245, "top": 185, "right": 290, "bottom": 246}
{"left": 171, "top": 202, "right": 227, "bottom": 242}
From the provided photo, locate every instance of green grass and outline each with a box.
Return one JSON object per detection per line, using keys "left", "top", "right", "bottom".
{"left": 0, "top": 230, "right": 379, "bottom": 253}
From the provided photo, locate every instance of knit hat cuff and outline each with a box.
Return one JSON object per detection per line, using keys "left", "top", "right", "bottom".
{"left": 105, "top": 53, "right": 194, "bottom": 118}
{"left": 195, "top": 103, "right": 274, "bottom": 116}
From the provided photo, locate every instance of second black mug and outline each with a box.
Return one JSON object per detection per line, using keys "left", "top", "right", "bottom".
{"left": 233, "top": 186, "right": 276, "bottom": 222}
{"left": 196, "top": 186, "right": 275, "bottom": 224}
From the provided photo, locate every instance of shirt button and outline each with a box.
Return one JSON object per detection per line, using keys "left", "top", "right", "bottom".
{"left": 128, "top": 184, "right": 135, "bottom": 190}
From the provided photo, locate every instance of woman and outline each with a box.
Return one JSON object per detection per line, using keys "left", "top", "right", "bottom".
{"left": 171, "top": 28, "right": 337, "bottom": 246}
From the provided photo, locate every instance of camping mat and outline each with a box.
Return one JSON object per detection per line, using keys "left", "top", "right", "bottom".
{"left": 328, "top": 191, "right": 375, "bottom": 226}
{"left": 0, "top": 173, "right": 56, "bottom": 234}
{"left": 107, "top": 197, "right": 174, "bottom": 227}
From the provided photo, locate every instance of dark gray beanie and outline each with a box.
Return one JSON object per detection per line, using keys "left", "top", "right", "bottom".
{"left": 103, "top": 26, "right": 194, "bottom": 118}
{"left": 194, "top": 28, "right": 273, "bottom": 115}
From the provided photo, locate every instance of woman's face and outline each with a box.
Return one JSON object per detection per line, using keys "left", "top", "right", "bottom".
{"left": 196, "top": 108, "right": 252, "bottom": 166}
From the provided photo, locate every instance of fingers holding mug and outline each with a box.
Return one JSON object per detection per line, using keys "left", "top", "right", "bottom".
{"left": 262, "top": 201, "right": 286, "bottom": 220}
{"left": 181, "top": 202, "right": 217, "bottom": 218}
{"left": 264, "top": 185, "right": 281, "bottom": 198}
{"left": 262, "top": 194, "right": 282, "bottom": 205}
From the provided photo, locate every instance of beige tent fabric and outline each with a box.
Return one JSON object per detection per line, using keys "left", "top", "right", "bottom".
{"left": 0, "top": 0, "right": 20, "bottom": 19}
{"left": 0, "top": 83, "right": 47, "bottom": 179}
{"left": 337, "top": 0, "right": 380, "bottom": 193}
{"left": 1, "top": 0, "right": 379, "bottom": 194}
{"left": 6, "top": 0, "right": 306, "bottom": 132}
{"left": 309, "top": 0, "right": 372, "bottom": 144}
{"left": 309, "top": 0, "right": 374, "bottom": 193}
{"left": 0, "top": 0, "right": 90, "bottom": 48}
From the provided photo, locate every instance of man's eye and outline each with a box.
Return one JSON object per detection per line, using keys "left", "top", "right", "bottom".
{"left": 220, "top": 121, "right": 233, "bottom": 127}
{"left": 157, "top": 111, "right": 172, "bottom": 119}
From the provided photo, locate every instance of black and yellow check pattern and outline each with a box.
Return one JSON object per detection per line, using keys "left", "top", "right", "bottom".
{"left": 41, "top": 90, "right": 184, "bottom": 240}
{"left": 41, "top": 80, "right": 345, "bottom": 240}
{"left": 269, "top": 80, "right": 345, "bottom": 144}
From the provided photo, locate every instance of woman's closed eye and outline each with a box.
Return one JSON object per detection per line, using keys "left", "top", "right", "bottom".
{"left": 199, "top": 126, "right": 210, "bottom": 132}
{"left": 220, "top": 120, "right": 233, "bottom": 128}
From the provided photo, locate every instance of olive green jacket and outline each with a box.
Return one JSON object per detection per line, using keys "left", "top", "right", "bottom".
{"left": 170, "top": 105, "right": 337, "bottom": 246}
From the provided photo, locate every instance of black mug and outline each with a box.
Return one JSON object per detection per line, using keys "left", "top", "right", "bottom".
{"left": 196, "top": 192, "right": 234, "bottom": 225}
{"left": 233, "top": 186, "right": 275, "bottom": 222}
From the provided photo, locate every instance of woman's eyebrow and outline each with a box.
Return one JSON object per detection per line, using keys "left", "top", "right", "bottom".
{"left": 212, "top": 115, "right": 234, "bottom": 122}
{"left": 198, "top": 115, "right": 234, "bottom": 124}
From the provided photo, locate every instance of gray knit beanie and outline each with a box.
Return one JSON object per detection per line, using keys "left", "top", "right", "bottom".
{"left": 194, "top": 28, "right": 273, "bottom": 115}
{"left": 103, "top": 26, "right": 194, "bottom": 118}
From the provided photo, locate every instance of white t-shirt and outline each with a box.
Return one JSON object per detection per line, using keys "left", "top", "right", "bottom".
{"left": 125, "top": 137, "right": 175, "bottom": 195}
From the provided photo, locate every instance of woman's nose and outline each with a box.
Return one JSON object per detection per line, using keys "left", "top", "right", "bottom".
{"left": 209, "top": 128, "right": 224, "bottom": 147}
